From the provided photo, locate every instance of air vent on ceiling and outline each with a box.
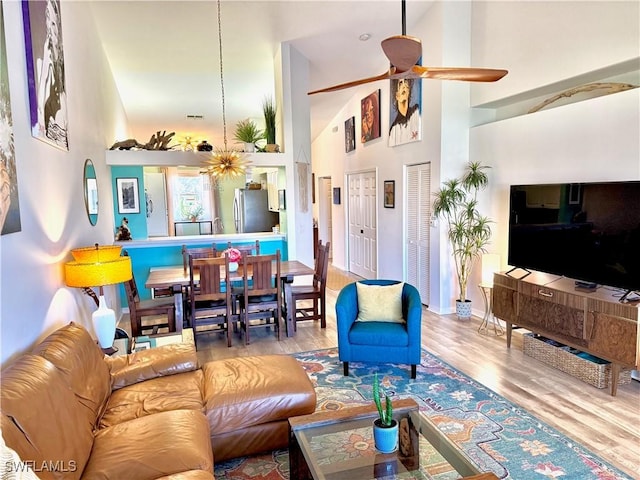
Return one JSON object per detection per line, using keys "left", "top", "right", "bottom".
{"left": 186, "top": 114, "right": 204, "bottom": 120}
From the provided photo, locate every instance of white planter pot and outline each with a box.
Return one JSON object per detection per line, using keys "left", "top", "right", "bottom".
{"left": 456, "top": 300, "right": 472, "bottom": 320}
{"left": 244, "top": 142, "right": 255, "bottom": 153}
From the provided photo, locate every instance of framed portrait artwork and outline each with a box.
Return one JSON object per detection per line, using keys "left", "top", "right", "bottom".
{"left": 333, "top": 187, "right": 341, "bottom": 205}
{"left": 22, "top": 0, "right": 69, "bottom": 150}
{"left": 361, "top": 89, "right": 381, "bottom": 143}
{"left": 344, "top": 116, "right": 356, "bottom": 153}
{"left": 389, "top": 77, "right": 422, "bottom": 147}
{"left": 0, "top": 2, "right": 22, "bottom": 235}
{"left": 384, "top": 180, "right": 395, "bottom": 208}
{"left": 116, "top": 178, "right": 140, "bottom": 214}
{"left": 278, "top": 189, "right": 286, "bottom": 210}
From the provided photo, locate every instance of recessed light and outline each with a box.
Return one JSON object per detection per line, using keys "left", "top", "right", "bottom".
{"left": 359, "top": 33, "right": 371, "bottom": 42}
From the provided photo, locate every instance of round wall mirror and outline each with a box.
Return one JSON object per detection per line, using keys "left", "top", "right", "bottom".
{"left": 83, "top": 159, "right": 98, "bottom": 226}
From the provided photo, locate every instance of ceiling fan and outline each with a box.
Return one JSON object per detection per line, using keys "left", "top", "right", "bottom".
{"left": 308, "top": 0, "right": 508, "bottom": 95}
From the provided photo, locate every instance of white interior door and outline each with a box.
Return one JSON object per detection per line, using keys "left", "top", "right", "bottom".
{"left": 348, "top": 171, "right": 377, "bottom": 278}
{"left": 144, "top": 171, "right": 169, "bottom": 237}
{"left": 318, "top": 177, "right": 332, "bottom": 257}
{"left": 405, "top": 163, "right": 431, "bottom": 304}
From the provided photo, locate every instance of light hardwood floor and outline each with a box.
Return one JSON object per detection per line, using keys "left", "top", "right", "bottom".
{"left": 137, "top": 267, "right": 640, "bottom": 478}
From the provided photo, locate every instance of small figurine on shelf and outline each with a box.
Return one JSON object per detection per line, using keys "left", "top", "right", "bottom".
{"left": 197, "top": 140, "right": 213, "bottom": 152}
{"left": 115, "top": 217, "right": 132, "bottom": 241}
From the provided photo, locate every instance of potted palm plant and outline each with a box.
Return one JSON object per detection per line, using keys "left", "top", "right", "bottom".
{"left": 432, "top": 161, "right": 492, "bottom": 319}
{"left": 233, "top": 118, "right": 263, "bottom": 153}
{"left": 262, "top": 96, "right": 279, "bottom": 152}
{"left": 372, "top": 373, "right": 398, "bottom": 453}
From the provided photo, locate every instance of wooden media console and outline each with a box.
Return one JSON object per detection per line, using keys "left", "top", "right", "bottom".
{"left": 492, "top": 271, "right": 639, "bottom": 396}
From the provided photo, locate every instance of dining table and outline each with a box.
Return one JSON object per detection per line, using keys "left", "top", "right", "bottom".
{"left": 145, "top": 260, "right": 315, "bottom": 337}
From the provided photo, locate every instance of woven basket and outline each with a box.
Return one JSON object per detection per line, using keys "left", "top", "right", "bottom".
{"left": 523, "top": 333, "right": 632, "bottom": 389}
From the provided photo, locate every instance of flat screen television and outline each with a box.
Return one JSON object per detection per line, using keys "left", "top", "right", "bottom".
{"left": 508, "top": 181, "right": 640, "bottom": 294}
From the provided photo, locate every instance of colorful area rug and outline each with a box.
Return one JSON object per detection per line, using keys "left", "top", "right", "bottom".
{"left": 214, "top": 348, "right": 632, "bottom": 480}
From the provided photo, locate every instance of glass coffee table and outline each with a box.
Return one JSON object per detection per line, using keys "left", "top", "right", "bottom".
{"left": 289, "top": 398, "right": 497, "bottom": 480}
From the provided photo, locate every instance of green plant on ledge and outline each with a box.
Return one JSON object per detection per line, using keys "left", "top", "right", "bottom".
{"left": 233, "top": 118, "right": 264, "bottom": 145}
{"left": 262, "top": 95, "right": 277, "bottom": 146}
{"left": 373, "top": 373, "right": 393, "bottom": 427}
{"left": 432, "top": 161, "right": 492, "bottom": 303}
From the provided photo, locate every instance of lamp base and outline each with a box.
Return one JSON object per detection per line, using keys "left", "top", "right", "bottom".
{"left": 93, "top": 295, "right": 116, "bottom": 349}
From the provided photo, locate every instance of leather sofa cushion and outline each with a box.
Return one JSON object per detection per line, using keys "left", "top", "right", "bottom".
{"left": 155, "top": 472, "right": 215, "bottom": 480}
{"left": 0, "top": 355, "right": 94, "bottom": 480}
{"left": 105, "top": 343, "right": 198, "bottom": 390}
{"left": 83, "top": 409, "right": 213, "bottom": 480}
{"left": 202, "top": 355, "right": 316, "bottom": 435}
{"left": 348, "top": 321, "right": 409, "bottom": 346}
{"left": 32, "top": 322, "right": 111, "bottom": 425}
{"left": 99, "top": 370, "right": 205, "bottom": 428}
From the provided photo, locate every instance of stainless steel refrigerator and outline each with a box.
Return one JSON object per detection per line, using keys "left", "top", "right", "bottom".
{"left": 233, "top": 189, "right": 279, "bottom": 233}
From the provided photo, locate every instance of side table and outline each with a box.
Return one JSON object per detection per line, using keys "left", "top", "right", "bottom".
{"left": 477, "top": 283, "right": 504, "bottom": 336}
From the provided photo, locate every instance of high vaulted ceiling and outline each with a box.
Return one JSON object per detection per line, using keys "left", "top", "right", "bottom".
{"left": 89, "top": 0, "right": 434, "bottom": 149}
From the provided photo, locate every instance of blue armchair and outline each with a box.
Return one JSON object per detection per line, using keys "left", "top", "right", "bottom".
{"left": 335, "top": 279, "right": 423, "bottom": 379}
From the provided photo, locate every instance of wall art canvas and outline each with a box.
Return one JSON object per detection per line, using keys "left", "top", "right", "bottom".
{"left": 389, "top": 77, "right": 422, "bottom": 147}
{"left": 22, "top": 0, "right": 69, "bottom": 150}
{"left": 117, "top": 178, "right": 140, "bottom": 214}
{"left": 0, "top": 3, "right": 22, "bottom": 235}
{"left": 361, "top": 89, "right": 380, "bottom": 143}
{"left": 344, "top": 116, "right": 355, "bottom": 153}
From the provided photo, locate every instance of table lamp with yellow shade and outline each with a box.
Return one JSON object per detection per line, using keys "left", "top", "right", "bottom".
{"left": 64, "top": 244, "right": 132, "bottom": 349}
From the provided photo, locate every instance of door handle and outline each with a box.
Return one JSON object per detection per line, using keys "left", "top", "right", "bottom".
{"left": 361, "top": 229, "right": 364, "bottom": 234}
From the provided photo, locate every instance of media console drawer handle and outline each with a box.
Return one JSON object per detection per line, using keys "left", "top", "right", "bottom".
{"left": 538, "top": 290, "right": 553, "bottom": 298}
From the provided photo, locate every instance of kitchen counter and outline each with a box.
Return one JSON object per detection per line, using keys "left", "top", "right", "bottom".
{"left": 115, "top": 231, "right": 285, "bottom": 248}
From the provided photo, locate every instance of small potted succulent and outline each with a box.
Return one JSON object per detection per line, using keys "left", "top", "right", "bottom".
{"left": 372, "top": 373, "right": 398, "bottom": 453}
{"left": 233, "top": 119, "right": 263, "bottom": 153}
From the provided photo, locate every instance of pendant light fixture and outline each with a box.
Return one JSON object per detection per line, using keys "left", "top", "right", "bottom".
{"left": 204, "top": 0, "right": 251, "bottom": 180}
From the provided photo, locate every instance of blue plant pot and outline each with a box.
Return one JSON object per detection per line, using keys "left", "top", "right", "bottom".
{"left": 373, "top": 419, "right": 398, "bottom": 453}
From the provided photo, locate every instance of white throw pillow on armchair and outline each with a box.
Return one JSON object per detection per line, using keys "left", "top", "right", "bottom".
{"left": 355, "top": 282, "right": 405, "bottom": 323}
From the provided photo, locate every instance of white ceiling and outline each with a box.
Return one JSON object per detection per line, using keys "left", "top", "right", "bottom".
{"left": 89, "top": 0, "right": 434, "bottom": 148}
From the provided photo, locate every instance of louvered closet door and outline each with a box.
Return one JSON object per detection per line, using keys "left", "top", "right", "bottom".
{"left": 406, "top": 163, "right": 430, "bottom": 304}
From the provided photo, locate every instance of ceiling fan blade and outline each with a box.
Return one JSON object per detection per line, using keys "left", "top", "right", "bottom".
{"left": 308, "top": 69, "right": 395, "bottom": 95}
{"left": 381, "top": 35, "right": 422, "bottom": 72}
{"left": 411, "top": 65, "right": 508, "bottom": 82}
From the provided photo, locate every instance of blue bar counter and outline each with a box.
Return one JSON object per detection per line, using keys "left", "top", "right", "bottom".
{"left": 115, "top": 232, "right": 287, "bottom": 304}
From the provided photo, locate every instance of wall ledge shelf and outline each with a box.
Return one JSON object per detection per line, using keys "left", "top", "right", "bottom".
{"left": 105, "top": 149, "right": 289, "bottom": 167}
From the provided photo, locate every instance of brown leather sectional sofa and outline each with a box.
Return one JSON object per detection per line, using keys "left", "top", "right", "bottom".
{"left": 1, "top": 323, "right": 317, "bottom": 479}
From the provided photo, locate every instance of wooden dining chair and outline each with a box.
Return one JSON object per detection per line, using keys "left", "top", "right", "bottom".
{"left": 226, "top": 240, "right": 260, "bottom": 257}
{"left": 124, "top": 273, "right": 176, "bottom": 338}
{"left": 288, "top": 240, "right": 331, "bottom": 331}
{"left": 182, "top": 244, "right": 218, "bottom": 274}
{"left": 238, "top": 251, "right": 281, "bottom": 345}
{"left": 189, "top": 255, "right": 235, "bottom": 348}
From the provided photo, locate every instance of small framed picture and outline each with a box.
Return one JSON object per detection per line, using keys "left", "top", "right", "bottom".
{"left": 384, "top": 180, "right": 395, "bottom": 208}
{"left": 116, "top": 177, "right": 140, "bottom": 214}
{"left": 278, "top": 189, "right": 286, "bottom": 210}
{"left": 344, "top": 116, "right": 355, "bottom": 153}
{"left": 133, "top": 341, "right": 151, "bottom": 352}
{"left": 333, "top": 187, "right": 341, "bottom": 205}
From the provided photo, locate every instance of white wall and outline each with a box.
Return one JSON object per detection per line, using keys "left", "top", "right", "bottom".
{"left": 0, "top": 2, "right": 128, "bottom": 363}
{"left": 311, "top": 1, "right": 639, "bottom": 315}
